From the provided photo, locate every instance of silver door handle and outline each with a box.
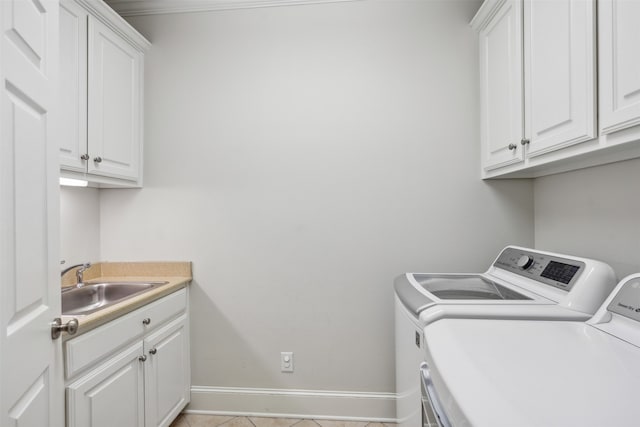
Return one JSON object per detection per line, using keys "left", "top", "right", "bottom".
{"left": 51, "top": 317, "right": 79, "bottom": 339}
{"left": 420, "top": 362, "right": 452, "bottom": 427}
{"left": 508, "top": 143, "right": 517, "bottom": 151}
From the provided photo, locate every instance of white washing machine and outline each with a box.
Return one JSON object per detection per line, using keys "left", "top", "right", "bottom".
{"left": 420, "top": 273, "right": 640, "bottom": 427}
{"left": 394, "top": 246, "right": 617, "bottom": 427}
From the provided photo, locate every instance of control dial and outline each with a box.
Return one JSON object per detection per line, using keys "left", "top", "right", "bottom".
{"left": 517, "top": 255, "right": 534, "bottom": 270}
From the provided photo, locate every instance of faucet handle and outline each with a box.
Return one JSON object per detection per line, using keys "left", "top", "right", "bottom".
{"left": 76, "top": 262, "right": 92, "bottom": 285}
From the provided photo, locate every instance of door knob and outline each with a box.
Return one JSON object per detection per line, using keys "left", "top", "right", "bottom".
{"left": 51, "top": 317, "right": 79, "bottom": 339}
{"left": 93, "top": 156, "right": 102, "bottom": 163}
{"left": 508, "top": 143, "right": 517, "bottom": 151}
{"left": 149, "top": 348, "right": 157, "bottom": 355}
{"left": 80, "top": 154, "right": 89, "bottom": 161}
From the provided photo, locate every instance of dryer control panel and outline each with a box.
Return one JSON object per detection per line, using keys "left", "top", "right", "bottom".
{"left": 493, "top": 247, "right": 585, "bottom": 292}
{"left": 607, "top": 277, "right": 640, "bottom": 322}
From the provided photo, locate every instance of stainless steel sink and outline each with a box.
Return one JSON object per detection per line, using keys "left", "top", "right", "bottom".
{"left": 62, "top": 281, "right": 169, "bottom": 316}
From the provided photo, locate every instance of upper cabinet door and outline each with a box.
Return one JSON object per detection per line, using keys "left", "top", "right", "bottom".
{"left": 59, "top": 0, "right": 88, "bottom": 172}
{"left": 599, "top": 0, "right": 640, "bottom": 135}
{"left": 523, "top": 0, "right": 596, "bottom": 157}
{"left": 88, "top": 15, "right": 142, "bottom": 181}
{"left": 478, "top": 0, "right": 524, "bottom": 172}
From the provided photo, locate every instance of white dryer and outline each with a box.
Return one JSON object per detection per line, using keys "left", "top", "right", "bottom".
{"left": 420, "top": 273, "right": 640, "bottom": 427}
{"left": 394, "top": 246, "right": 617, "bottom": 427}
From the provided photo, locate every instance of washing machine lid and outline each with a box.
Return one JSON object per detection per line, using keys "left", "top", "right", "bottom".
{"left": 423, "top": 318, "right": 640, "bottom": 427}
{"left": 412, "top": 274, "right": 532, "bottom": 300}
{"left": 394, "top": 273, "right": 543, "bottom": 317}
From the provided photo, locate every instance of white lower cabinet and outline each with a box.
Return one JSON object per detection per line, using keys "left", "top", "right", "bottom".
{"left": 65, "top": 288, "right": 190, "bottom": 427}
{"left": 144, "top": 315, "right": 190, "bottom": 427}
{"left": 67, "top": 343, "right": 145, "bottom": 427}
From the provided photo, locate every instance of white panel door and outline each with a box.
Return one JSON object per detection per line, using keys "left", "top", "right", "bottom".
{"left": 479, "top": 0, "right": 524, "bottom": 171}
{"left": 0, "top": 0, "right": 63, "bottom": 426}
{"left": 524, "top": 0, "right": 596, "bottom": 157}
{"left": 59, "top": 0, "right": 87, "bottom": 172}
{"left": 88, "top": 15, "right": 141, "bottom": 181}
{"left": 599, "top": 0, "right": 640, "bottom": 135}
{"left": 144, "top": 315, "right": 190, "bottom": 427}
{"left": 67, "top": 342, "right": 145, "bottom": 427}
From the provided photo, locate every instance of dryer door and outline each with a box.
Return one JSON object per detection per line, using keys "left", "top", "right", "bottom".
{"left": 420, "top": 362, "right": 451, "bottom": 427}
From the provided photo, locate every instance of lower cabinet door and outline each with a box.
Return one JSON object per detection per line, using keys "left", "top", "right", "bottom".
{"left": 144, "top": 314, "right": 190, "bottom": 427}
{"left": 67, "top": 342, "right": 145, "bottom": 427}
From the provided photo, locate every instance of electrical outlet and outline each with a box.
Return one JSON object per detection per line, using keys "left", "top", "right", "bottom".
{"left": 281, "top": 351, "right": 294, "bottom": 373}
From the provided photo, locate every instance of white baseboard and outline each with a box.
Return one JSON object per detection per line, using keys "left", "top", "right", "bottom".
{"left": 186, "top": 386, "right": 398, "bottom": 422}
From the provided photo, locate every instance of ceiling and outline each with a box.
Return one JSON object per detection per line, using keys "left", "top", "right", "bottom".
{"left": 103, "top": 0, "right": 363, "bottom": 16}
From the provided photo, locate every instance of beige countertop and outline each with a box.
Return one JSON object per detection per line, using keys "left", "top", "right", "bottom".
{"left": 61, "top": 262, "right": 192, "bottom": 338}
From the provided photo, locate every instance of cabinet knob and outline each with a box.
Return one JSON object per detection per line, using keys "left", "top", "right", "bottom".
{"left": 139, "top": 355, "right": 147, "bottom": 362}
{"left": 521, "top": 139, "right": 530, "bottom": 146}
{"left": 149, "top": 348, "right": 157, "bottom": 355}
{"left": 508, "top": 143, "right": 517, "bottom": 151}
{"left": 93, "top": 156, "right": 103, "bottom": 163}
{"left": 142, "top": 318, "right": 151, "bottom": 325}
{"left": 80, "top": 154, "right": 90, "bottom": 161}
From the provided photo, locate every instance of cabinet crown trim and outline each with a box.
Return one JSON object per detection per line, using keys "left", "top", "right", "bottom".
{"left": 470, "top": 0, "right": 509, "bottom": 30}
{"left": 75, "top": 0, "right": 151, "bottom": 50}
{"left": 104, "top": 0, "right": 363, "bottom": 17}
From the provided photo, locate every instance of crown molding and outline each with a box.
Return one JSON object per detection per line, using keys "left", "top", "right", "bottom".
{"left": 76, "top": 0, "right": 150, "bottom": 49}
{"left": 469, "top": 0, "right": 507, "bottom": 31}
{"left": 103, "top": 0, "right": 364, "bottom": 17}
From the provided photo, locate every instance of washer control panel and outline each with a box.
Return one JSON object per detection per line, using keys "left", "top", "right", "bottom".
{"left": 493, "top": 247, "right": 585, "bottom": 292}
{"left": 607, "top": 277, "right": 640, "bottom": 322}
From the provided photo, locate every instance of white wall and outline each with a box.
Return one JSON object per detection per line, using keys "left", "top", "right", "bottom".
{"left": 534, "top": 158, "right": 640, "bottom": 279}
{"left": 59, "top": 187, "right": 100, "bottom": 268}
{"left": 97, "top": 0, "right": 534, "bottom": 417}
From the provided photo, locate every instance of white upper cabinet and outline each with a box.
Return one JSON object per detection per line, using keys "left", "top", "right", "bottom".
{"left": 523, "top": 0, "right": 596, "bottom": 157}
{"left": 599, "top": 0, "right": 640, "bottom": 135}
{"left": 60, "top": 0, "right": 88, "bottom": 172}
{"left": 59, "top": 0, "right": 149, "bottom": 186}
{"left": 472, "top": 0, "right": 622, "bottom": 178}
{"left": 88, "top": 15, "right": 142, "bottom": 181}
{"left": 478, "top": 0, "right": 524, "bottom": 171}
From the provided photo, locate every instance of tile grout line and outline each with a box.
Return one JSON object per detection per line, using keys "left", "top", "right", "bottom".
{"left": 173, "top": 415, "right": 397, "bottom": 427}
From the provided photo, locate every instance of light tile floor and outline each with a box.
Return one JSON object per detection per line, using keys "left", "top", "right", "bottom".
{"left": 170, "top": 415, "right": 396, "bottom": 427}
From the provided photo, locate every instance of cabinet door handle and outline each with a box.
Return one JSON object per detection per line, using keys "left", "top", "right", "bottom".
{"left": 80, "top": 154, "right": 89, "bottom": 161}
{"left": 139, "top": 355, "right": 147, "bottom": 362}
{"left": 142, "top": 318, "right": 151, "bottom": 325}
{"left": 149, "top": 348, "right": 157, "bottom": 355}
{"left": 508, "top": 143, "right": 517, "bottom": 151}
{"left": 93, "top": 156, "right": 102, "bottom": 163}
{"left": 521, "top": 139, "right": 530, "bottom": 146}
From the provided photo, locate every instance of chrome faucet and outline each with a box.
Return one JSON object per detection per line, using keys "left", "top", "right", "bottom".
{"left": 60, "top": 262, "right": 92, "bottom": 287}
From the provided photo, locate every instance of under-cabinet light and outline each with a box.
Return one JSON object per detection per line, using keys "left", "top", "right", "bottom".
{"left": 59, "top": 177, "right": 88, "bottom": 187}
